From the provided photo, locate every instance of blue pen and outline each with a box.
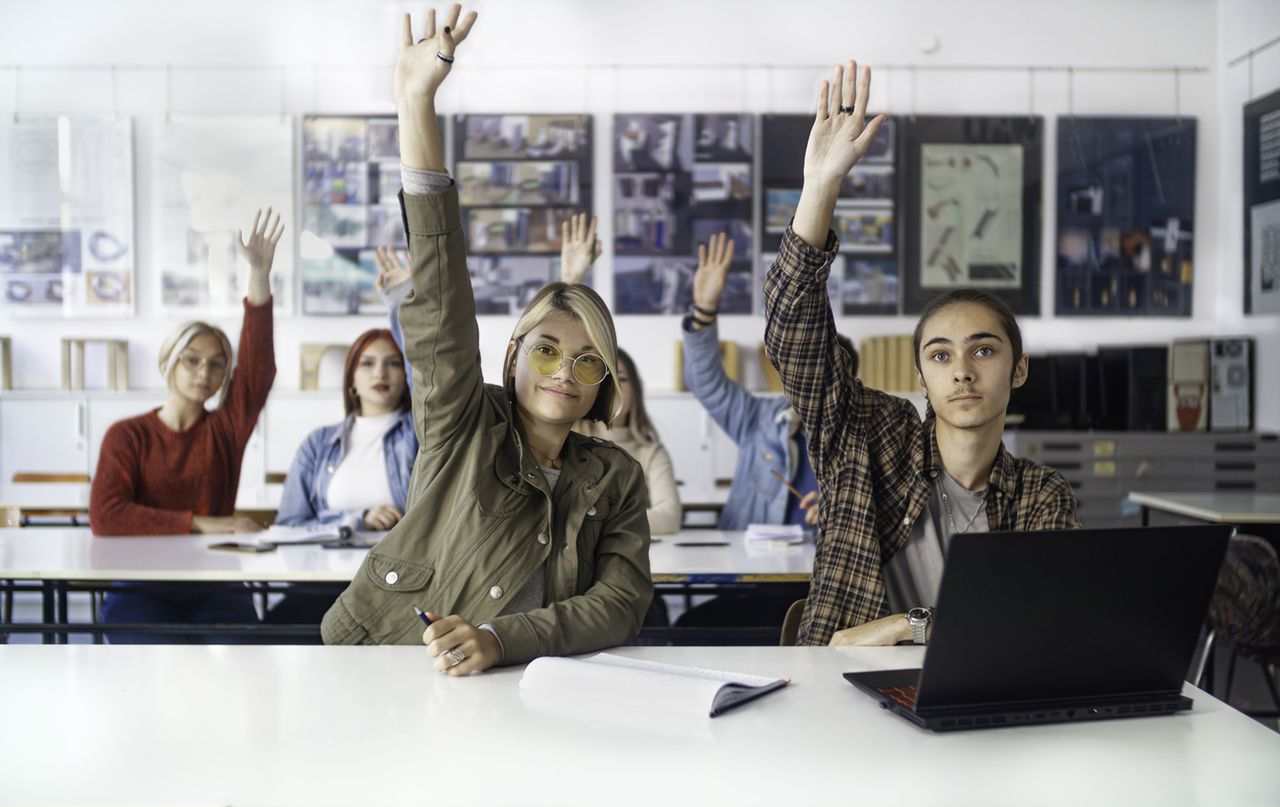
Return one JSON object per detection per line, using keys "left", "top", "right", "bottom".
{"left": 413, "top": 605, "right": 433, "bottom": 628}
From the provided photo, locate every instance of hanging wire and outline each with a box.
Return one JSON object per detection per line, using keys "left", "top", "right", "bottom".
{"left": 110, "top": 64, "right": 119, "bottom": 121}
{"left": 1067, "top": 65, "right": 1075, "bottom": 120}
{"left": 1027, "top": 66, "right": 1035, "bottom": 123}
{"left": 1174, "top": 66, "right": 1182, "bottom": 123}
{"left": 278, "top": 65, "right": 287, "bottom": 123}
{"left": 164, "top": 63, "right": 172, "bottom": 123}
{"left": 909, "top": 64, "right": 917, "bottom": 121}
{"left": 11, "top": 65, "right": 19, "bottom": 123}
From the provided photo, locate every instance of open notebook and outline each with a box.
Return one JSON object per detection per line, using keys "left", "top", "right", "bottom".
{"left": 519, "top": 653, "right": 788, "bottom": 718}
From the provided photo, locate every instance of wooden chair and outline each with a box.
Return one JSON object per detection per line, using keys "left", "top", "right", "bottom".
{"left": 779, "top": 598, "right": 806, "bottom": 646}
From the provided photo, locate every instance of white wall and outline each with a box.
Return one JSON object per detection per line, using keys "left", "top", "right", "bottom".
{"left": 1, "top": 0, "right": 1277, "bottom": 427}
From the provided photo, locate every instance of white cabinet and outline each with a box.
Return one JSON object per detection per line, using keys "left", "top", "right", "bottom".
{"left": 0, "top": 397, "right": 91, "bottom": 506}
{"left": 264, "top": 393, "right": 344, "bottom": 475}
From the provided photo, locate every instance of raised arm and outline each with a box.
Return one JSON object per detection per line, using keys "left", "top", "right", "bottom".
{"left": 393, "top": 5, "right": 485, "bottom": 452}
{"left": 683, "top": 232, "right": 770, "bottom": 444}
{"left": 763, "top": 61, "right": 908, "bottom": 476}
{"left": 374, "top": 245, "right": 413, "bottom": 393}
{"left": 559, "top": 212, "right": 600, "bottom": 285}
{"left": 220, "top": 209, "right": 282, "bottom": 445}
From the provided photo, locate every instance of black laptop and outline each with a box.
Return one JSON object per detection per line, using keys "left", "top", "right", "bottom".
{"left": 844, "top": 525, "right": 1232, "bottom": 731}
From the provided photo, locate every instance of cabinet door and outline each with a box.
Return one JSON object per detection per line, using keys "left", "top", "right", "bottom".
{"left": 0, "top": 398, "right": 91, "bottom": 506}
{"left": 646, "top": 396, "right": 713, "bottom": 494}
{"left": 265, "top": 394, "right": 345, "bottom": 476}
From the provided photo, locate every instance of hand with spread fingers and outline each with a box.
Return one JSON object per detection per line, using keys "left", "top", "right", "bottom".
{"left": 374, "top": 246, "right": 410, "bottom": 294}
{"left": 423, "top": 612, "right": 503, "bottom": 675}
{"left": 395, "top": 3, "right": 478, "bottom": 103}
{"left": 794, "top": 59, "right": 887, "bottom": 249}
{"left": 692, "top": 231, "right": 735, "bottom": 315}
{"left": 237, "top": 208, "right": 285, "bottom": 305}
{"left": 559, "top": 212, "right": 600, "bottom": 285}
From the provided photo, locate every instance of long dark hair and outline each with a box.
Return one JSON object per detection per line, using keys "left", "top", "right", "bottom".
{"left": 617, "top": 348, "right": 659, "bottom": 443}
{"left": 343, "top": 328, "right": 411, "bottom": 416}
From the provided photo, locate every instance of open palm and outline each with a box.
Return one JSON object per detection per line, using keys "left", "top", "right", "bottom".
{"left": 236, "top": 208, "right": 284, "bottom": 274}
{"left": 804, "top": 60, "right": 886, "bottom": 183}
{"left": 692, "top": 231, "right": 735, "bottom": 312}
{"left": 395, "top": 4, "right": 478, "bottom": 102}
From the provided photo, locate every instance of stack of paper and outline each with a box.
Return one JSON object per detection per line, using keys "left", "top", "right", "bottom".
{"left": 744, "top": 524, "right": 807, "bottom": 544}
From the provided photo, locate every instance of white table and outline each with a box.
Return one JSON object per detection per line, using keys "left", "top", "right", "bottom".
{"left": 1127, "top": 491, "right": 1280, "bottom": 526}
{"left": 0, "top": 528, "right": 815, "bottom": 640}
{"left": 0, "top": 644, "right": 1276, "bottom": 807}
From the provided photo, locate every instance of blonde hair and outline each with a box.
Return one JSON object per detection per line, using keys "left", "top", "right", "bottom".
{"left": 158, "top": 321, "right": 234, "bottom": 404}
{"left": 505, "top": 282, "right": 622, "bottom": 424}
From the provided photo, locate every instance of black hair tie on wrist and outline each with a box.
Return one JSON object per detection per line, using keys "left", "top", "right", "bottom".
{"left": 691, "top": 303, "right": 718, "bottom": 318}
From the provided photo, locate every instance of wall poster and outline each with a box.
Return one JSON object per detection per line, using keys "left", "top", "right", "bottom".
{"left": 613, "top": 113, "right": 754, "bottom": 315}
{"left": 153, "top": 115, "right": 295, "bottom": 314}
{"left": 454, "top": 114, "right": 593, "bottom": 314}
{"left": 900, "top": 116, "right": 1043, "bottom": 315}
{"left": 0, "top": 117, "right": 136, "bottom": 317}
{"left": 1056, "top": 116, "right": 1197, "bottom": 316}
{"left": 1244, "top": 88, "right": 1280, "bottom": 314}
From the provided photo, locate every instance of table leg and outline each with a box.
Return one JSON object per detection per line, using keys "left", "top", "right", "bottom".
{"left": 41, "top": 581, "right": 55, "bottom": 644}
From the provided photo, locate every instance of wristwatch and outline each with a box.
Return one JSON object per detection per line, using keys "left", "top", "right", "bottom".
{"left": 906, "top": 606, "right": 933, "bottom": 645}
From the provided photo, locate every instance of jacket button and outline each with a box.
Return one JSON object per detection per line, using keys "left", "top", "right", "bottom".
{"left": 592, "top": 437, "right": 605, "bottom": 444}
{"left": 385, "top": 571, "right": 399, "bottom": 585}
{"left": 929, "top": 470, "right": 939, "bottom": 479}
{"left": 507, "top": 474, "right": 517, "bottom": 483}
{"left": 764, "top": 452, "right": 773, "bottom": 461}
{"left": 526, "top": 472, "right": 537, "bottom": 480}
{"left": 587, "top": 506, "right": 597, "bottom": 516}
{"left": 537, "top": 532, "right": 549, "bottom": 545}
{"left": 489, "top": 585, "right": 504, "bottom": 599}
{"left": 327, "top": 465, "right": 335, "bottom": 473}
{"left": 902, "top": 516, "right": 911, "bottom": 526}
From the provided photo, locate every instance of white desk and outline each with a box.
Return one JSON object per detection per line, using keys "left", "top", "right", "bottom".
{"left": 0, "top": 527, "right": 813, "bottom": 583}
{"left": 1127, "top": 491, "right": 1280, "bottom": 525}
{"left": 0, "top": 644, "right": 1276, "bottom": 807}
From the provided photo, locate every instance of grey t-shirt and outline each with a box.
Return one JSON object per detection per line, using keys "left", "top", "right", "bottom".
{"left": 498, "top": 465, "right": 561, "bottom": 616}
{"left": 883, "top": 469, "right": 989, "bottom": 613}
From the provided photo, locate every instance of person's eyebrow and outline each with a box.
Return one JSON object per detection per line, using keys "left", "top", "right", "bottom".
{"left": 965, "top": 331, "right": 1005, "bottom": 343}
{"left": 922, "top": 336, "right": 952, "bottom": 349}
{"left": 533, "top": 333, "right": 560, "bottom": 343}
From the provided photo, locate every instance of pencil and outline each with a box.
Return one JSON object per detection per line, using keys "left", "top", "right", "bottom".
{"left": 770, "top": 469, "right": 804, "bottom": 499}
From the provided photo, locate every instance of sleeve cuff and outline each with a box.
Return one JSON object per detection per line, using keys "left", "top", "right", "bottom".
{"left": 400, "top": 165, "right": 454, "bottom": 196}
{"left": 377, "top": 278, "right": 413, "bottom": 308}
{"left": 778, "top": 225, "right": 840, "bottom": 285}
{"left": 478, "top": 623, "right": 505, "bottom": 664}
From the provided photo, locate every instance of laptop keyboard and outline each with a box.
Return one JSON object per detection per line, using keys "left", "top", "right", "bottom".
{"left": 879, "top": 685, "right": 918, "bottom": 708}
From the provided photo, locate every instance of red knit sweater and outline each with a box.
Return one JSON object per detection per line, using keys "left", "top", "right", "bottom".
{"left": 89, "top": 299, "right": 276, "bottom": 536}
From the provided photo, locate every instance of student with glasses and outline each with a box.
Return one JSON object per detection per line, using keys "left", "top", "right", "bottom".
{"left": 323, "top": 5, "right": 653, "bottom": 676}
{"left": 763, "top": 60, "right": 1078, "bottom": 648}
{"left": 89, "top": 209, "right": 283, "bottom": 642}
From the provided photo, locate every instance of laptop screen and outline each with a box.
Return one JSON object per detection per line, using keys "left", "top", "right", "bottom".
{"left": 914, "top": 525, "right": 1230, "bottom": 710}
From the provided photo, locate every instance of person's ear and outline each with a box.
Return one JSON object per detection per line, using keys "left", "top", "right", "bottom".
{"left": 917, "top": 369, "right": 928, "bottom": 398}
{"left": 1011, "top": 353, "right": 1029, "bottom": 390}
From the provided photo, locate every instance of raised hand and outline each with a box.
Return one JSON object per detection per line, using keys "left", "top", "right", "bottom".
{"left": 559, "top": 213, "right": 600, "bottom": 285}
{"left": 692, "top": 231, "right": 735, "bottom": 313}
{"left": 395, "top": 4, "right": 479, "bottom": 103}
{"left": 237, "top": 208, "right": 284, "bottom": 274}
{"left": 804, "top": 60, "right": 886, "bottom": 183}
{"left": 238, "top": 208, "right": 284, "bottom": 305}
{"left": 374, "top": 246, "right": 410, "bottom": 293}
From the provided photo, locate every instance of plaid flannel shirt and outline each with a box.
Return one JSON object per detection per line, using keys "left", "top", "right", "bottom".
{"left": 763, "top": 226, "right": 1081, "bottom": 646}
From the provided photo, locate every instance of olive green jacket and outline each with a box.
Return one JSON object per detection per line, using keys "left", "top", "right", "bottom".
{"left": 321, "top": 187, "right": 654, "bottom": 664}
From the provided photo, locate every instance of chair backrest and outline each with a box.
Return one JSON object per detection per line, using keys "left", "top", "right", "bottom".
{"left": 1208, "top": 534, "right": 1280, "bottom": 650}
{"left": 779, "top": 598, "right": 806, "bottom": 646}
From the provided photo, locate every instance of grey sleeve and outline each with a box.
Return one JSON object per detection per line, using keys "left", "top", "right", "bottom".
{"left": 400, "top": 165, "right": 454, "bottom": 196}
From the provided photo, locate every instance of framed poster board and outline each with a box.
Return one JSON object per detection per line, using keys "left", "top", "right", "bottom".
{"left": 900, "top": 116, "right": 1043, "bottom": 315}
{"left": 1244, "top": 88, "right": 1280, "bottom": 314}
{"left": 0, "top": 117, "right": 136, "bottom": 317}
{"left": 454, "top": 114, "right": 593, "bottom": 314}
{"left": 761, "top": 114, "right": 898, "bottom": 315}
{"left": 300, "top": 114, "right": 405, "bottom": 316}
{"left": 1056, "top": 116, "right": 1196, "bottom": 316}
{"left": 613, "top": 113, "right": 754, "bottom": 314}
{"left": 154, "top": 116, "right": 295, "bottom": 315}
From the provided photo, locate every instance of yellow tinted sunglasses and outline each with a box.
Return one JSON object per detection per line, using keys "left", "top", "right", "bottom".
{"left": 522, "top": 341, "right": 609, "bottom": 386}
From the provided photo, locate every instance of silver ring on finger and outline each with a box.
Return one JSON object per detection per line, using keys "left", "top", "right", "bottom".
{"left": 838, "top": 106, "right": 855, "bottom": 115}
{"left": 445, "top": 648, "right": 466, "bottom": 666}
{"left": 436, "top": 52, "right": 455, "bottom": 64}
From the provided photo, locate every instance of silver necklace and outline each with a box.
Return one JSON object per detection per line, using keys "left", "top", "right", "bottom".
{"left": 938, "top": 479, "right": 985, "bottom": 536}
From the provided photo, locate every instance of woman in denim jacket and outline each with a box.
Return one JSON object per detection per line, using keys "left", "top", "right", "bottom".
{"left": 275, "top": 328, "right": 418, "bottom": 531}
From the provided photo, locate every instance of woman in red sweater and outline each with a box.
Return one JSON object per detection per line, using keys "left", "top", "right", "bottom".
{"left": 90, "top": 209, "right": 282, "bottom": 642}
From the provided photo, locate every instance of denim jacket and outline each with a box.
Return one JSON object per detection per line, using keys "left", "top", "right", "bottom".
{"left": 682, "top": 318, "right": 809, "bottom": 529}
{"left": 275, "top": 411, "right": 418, "bottom": 529}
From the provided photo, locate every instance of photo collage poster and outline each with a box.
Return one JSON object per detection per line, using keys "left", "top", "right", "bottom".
{"left": 0, "top": 117, "right": 136, "bottom": 317}
{"left": 1056, "top": 117, "right": 1197, "bottom": 316}
{"left": 761, "top": 115, "right": 898, "bottom": 315}
{"left": 153, "top": 116, "right": 295, "bottom": 315}
{"left": 1244, "top": 87, "right": 1280, "bottom": 315}
{"left": 900, "top": 116, "right": 1043, "bottom": 314}
{"left": 613, "top": 114, "right": 754, "bottom": 315}
{"left": 300, "top": 115, "right": 404, "bottom": 316}
{"left": 453, "top": 114, "right": 593, "bottom": 314}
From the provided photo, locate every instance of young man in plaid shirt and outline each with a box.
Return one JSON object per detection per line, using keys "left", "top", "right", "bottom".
{"left": 764, "top": 60, "right": 1079, "bottom": 647}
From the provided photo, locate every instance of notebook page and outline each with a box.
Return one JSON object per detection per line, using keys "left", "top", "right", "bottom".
{"left": 587, "top": 653, "right": 781, "bottom": 688}
{"left": 520, "top": 656, "right": 732, "bottom": 717}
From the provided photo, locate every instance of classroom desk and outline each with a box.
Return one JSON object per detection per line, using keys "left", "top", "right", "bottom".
{"left": 0, "top": 644, "right": 1276, "bottom": 807}
{"left": 0, "top": 528, "right": 814, "bottom": 640}
{"left": 1128, "top": 491, "right": 1280, "bottom": 527}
